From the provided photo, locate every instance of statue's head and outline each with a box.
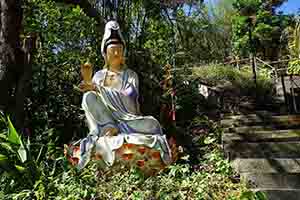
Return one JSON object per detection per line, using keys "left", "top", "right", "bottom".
{"left": 101, "top": 20, "right": 126, "bottom": 68}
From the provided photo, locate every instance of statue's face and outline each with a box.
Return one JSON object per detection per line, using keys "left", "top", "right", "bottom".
{"left": 106, "top": 44, "right": 124, "bottom": 67}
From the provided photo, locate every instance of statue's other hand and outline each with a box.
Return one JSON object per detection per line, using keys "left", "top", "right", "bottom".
{"left": 79, "top": 82, "right": 96, "bottom": 92}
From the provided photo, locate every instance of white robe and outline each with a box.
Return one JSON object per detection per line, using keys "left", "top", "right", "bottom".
{"left": 78, "top": 68, "right": 172, "bottom": 168}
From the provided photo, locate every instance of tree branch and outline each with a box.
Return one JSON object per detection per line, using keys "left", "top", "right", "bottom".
{"left": 162, "top": 7, "right": 184, "bottom": 46}
{"left": 59, "top": 0, "right": 102, "bottom": 22}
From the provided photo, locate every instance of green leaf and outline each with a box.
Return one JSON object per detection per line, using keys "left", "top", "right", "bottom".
{"left": 7, "top": 116, "right": 21, "bottom": 145}
{"left": 15, "top": 165, "right": 25, "bottom": 172}
{"left": 0, "top": 113, "right": 5, "bottom": 123}
{"left": 5, "top": 117, "right": 27, "bottom": 162}
{"left": 204, "top": 136, "right": 216, "bottom": 145}
{"left": 18, "top": 142, "right": 27, "bottom": 163}
{"left": 180, "top": 155, "right": 190, "bottom": 161}
{"left": 0, "top": 154, "right": 8, "bottom": 161}
{"left": 36, "top": 145, "right": 44, "bottom": 164}
{"left": 0, "top": 142, "right": 14, "bottom": 153}
{"left": 255, "top": 191, "right": 267, "bottom": 200}
{"left": 0, "top": 133, "right": 7, "bottom": 140}
{"left": 240, "top": 191, "right": 255, "bottom": 199}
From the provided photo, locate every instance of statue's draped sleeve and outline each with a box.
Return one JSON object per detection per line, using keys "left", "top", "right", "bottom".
{"left": 126, "top": 69, "right": 140, "bottom": 114}
{"left": 92, "top": 70, "right": 105, "bottom": 86}
{"left": 91, "top": 69, "right": 140, "bottom": 117}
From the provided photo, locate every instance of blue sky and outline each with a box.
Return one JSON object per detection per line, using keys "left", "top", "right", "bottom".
{"left": 204, "top": 0, "right": 300, "bottom": 14}
{"left": 279, "top": 0, "right": 300, "bottom": 14}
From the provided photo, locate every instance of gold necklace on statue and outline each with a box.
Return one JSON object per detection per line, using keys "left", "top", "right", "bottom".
{"left": 107, "top": 69, "right": 121, "bottom": 80}
{"left": 109, "top": 74, "right": 116, "bottom": 81}
{"left": 105, "top": 70, "right": 119, "bottom": 86}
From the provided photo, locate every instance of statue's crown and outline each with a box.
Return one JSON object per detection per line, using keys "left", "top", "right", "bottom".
{"left": 101, "top": 20, "right": 126, "bottom": 57}
{"left": 105, "top": 20, "right": 120, "bottom": 31}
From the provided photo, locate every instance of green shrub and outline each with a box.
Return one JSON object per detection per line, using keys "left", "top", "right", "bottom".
{"left": 288, "top": 59, "right": 300, "bottom": 75}
{"left": 0, "top": 114, "right": 266, "bottom": 200}
{"left": 192, "top": 64, "right": 274, "bottom": 101}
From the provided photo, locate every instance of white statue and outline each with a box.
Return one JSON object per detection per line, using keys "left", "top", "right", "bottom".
{"left": 77, "top": 21, "right": 172, "bottom": 169}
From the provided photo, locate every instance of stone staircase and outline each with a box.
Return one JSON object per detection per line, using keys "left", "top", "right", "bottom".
{"left": 221, "top": 112, "right": 300, "bottom": 200}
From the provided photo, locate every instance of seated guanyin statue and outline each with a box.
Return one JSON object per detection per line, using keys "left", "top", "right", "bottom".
{"left": 66, "top": 20, "right": 173, "bottom": 173}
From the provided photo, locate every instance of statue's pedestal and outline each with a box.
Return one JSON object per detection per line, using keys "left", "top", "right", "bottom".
{"left": 64, "top": 134, "right": 177, "bottom": 176}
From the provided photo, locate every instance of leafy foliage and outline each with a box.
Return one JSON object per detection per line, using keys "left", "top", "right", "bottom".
{"left": 232, "top": 0, "right": 291, "bottom": 60}
{"left": 0, "top": 114, "right": 266, "bottom": 200}
{"left": 191, "top": 64, "right": 275, "bottom": 113}
{"left": 2, "top": 0, "right": 298, "bottom": 199}
{"left": 21, "top": 0, "right": 244, "bottom": 142}
{"left": 23, "top": 0, "right": 101, "bottom": 143}
{"left": 286, "top": 17, "right": 300, "bottom": 74}
{"left": 192, "top": 65, "right": 274, "bottom": 97}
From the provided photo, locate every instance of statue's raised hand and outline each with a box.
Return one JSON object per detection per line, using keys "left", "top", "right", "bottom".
{"left": 79, "top": 61, "right": 94, "bottom": 92}
{"left": 79, "top": 82, "right": 96, "bottom": 92}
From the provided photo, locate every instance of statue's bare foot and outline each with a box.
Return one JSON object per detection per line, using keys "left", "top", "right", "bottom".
{"left": 103, "top": 127, "right": 119, "bottom": 137}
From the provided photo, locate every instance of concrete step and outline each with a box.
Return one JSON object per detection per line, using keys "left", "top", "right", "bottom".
{"left": 232, "top": 158, "right": 300, "bottom": 173}
{"left": 224, "top": 141, "right": 300, "bottom": 159}
{"left": 252, "top": 189, "right": 300, "bottom": 200}
{"left": 241, "top": 173, "right": 300, "bottom": 189}
{"left": 222, "top": 110, "right": 281, "bottom": 118}
{"left": 223, "top": 125, "right": 276, "bottom": 133}
{"left": 222, "top": 112, "right": 298, "bottom": 120}
{"left": 221, "top": 115, "right": 300, "bottom": 128}
{"left": 223, "top": 129, "right": 300, "bottom": 142}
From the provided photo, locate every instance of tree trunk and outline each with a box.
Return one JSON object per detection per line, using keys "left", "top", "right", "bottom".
{"left": 0, "top": 0, "right": 24, "bottom": 129}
